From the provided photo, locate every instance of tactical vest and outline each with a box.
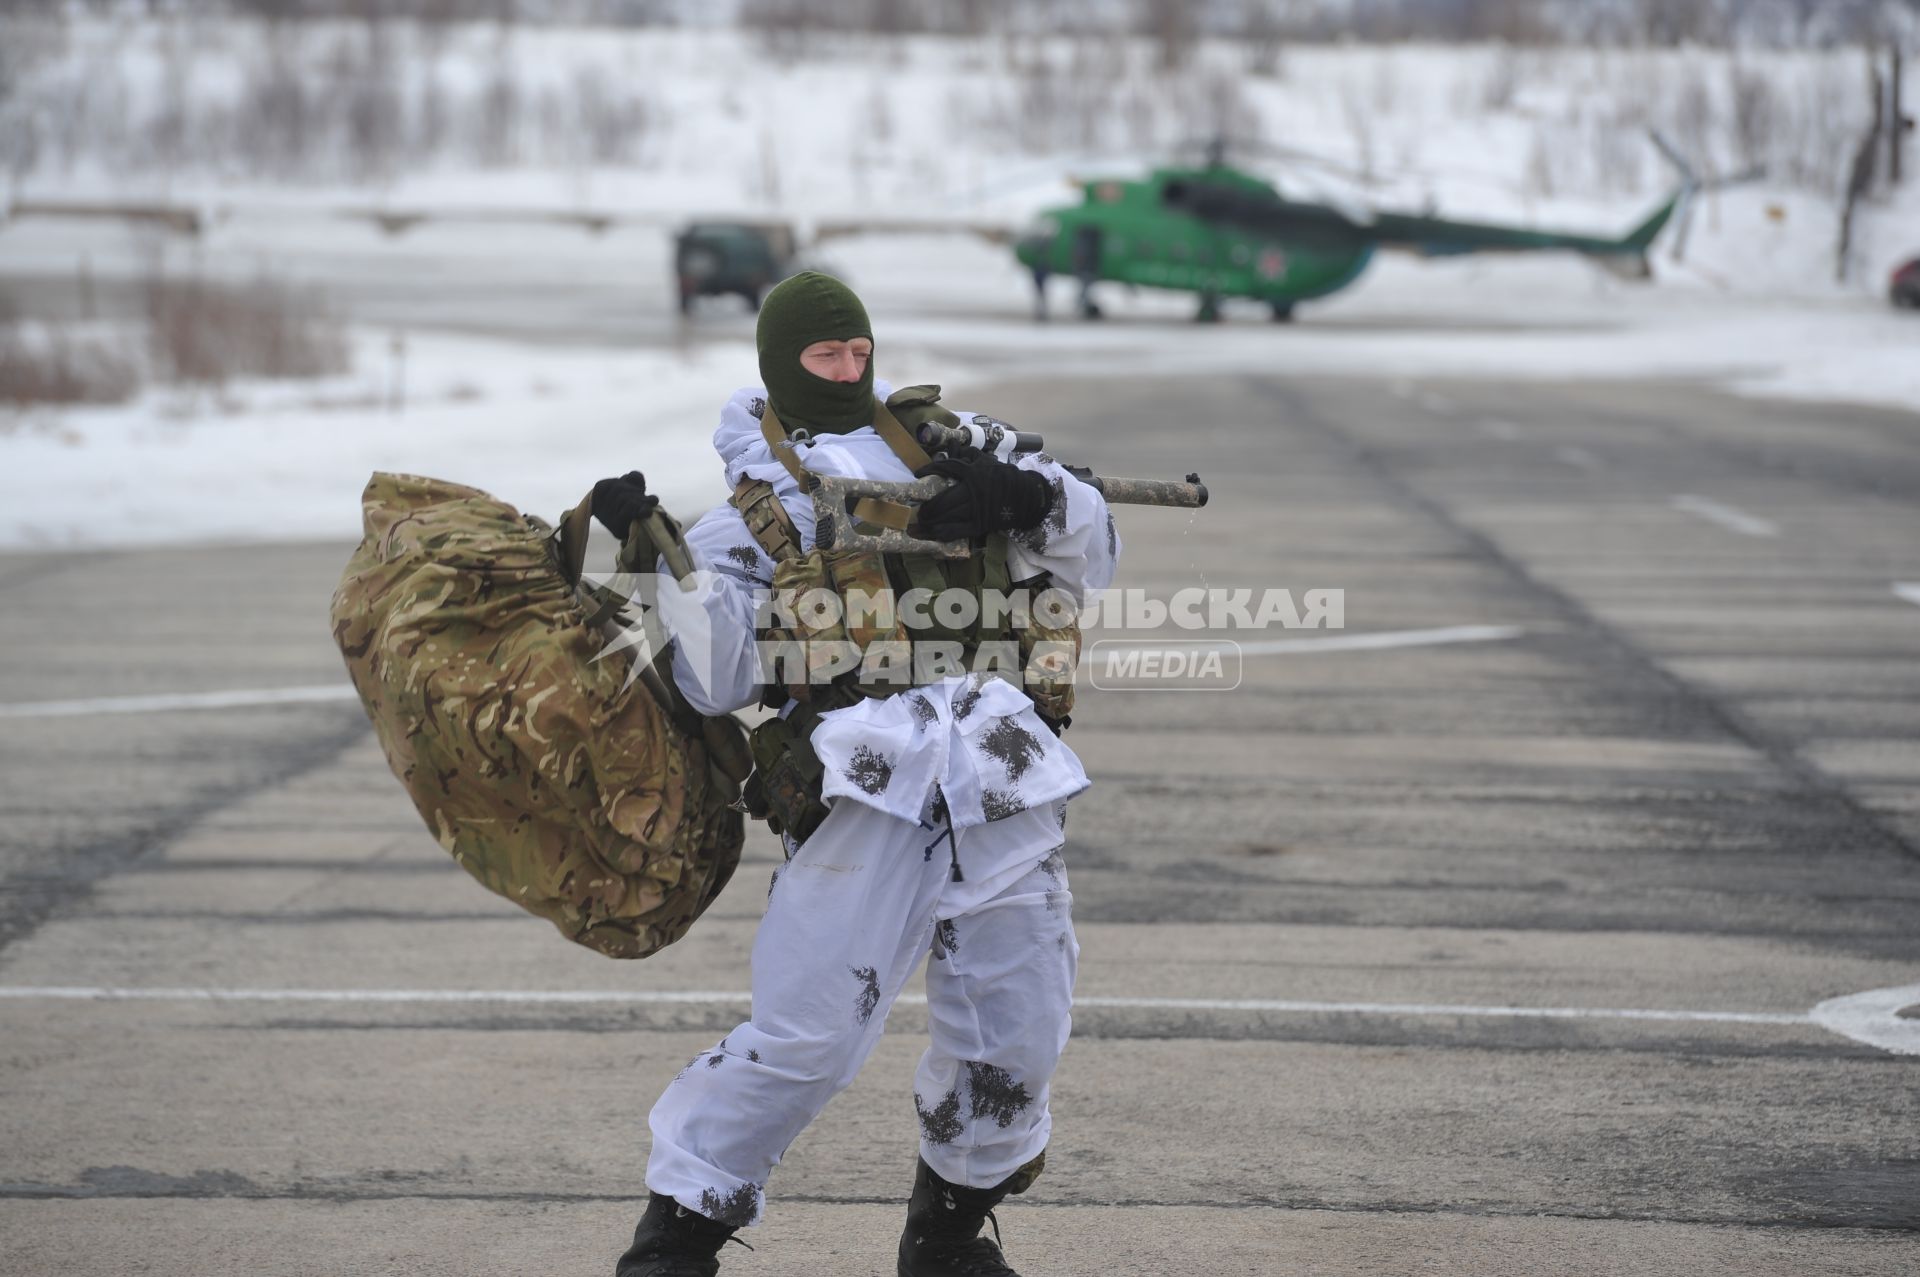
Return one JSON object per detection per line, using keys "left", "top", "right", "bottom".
{"left": 732, "top": 385, "right": 1080, "bottom": 842}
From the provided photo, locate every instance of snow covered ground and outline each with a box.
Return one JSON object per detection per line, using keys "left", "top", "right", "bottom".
{"left": 1, "top": 20, "right": 1915, "bottom": 550}
{"left": 0, "top": 333, "right": 747, "bottom": 551}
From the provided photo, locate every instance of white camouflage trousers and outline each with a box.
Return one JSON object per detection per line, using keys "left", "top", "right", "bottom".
{"left": 645, "top": 797, "right": 1078, "bottom": 1229}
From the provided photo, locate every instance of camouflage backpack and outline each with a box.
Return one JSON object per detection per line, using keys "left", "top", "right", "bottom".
{"left": 329, "top": 472, "right": 748, "bottom": 959}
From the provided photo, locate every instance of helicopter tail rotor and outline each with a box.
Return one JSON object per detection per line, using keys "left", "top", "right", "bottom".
{"left": 1648, "top": 129, "right": 1766, "bottom": 262}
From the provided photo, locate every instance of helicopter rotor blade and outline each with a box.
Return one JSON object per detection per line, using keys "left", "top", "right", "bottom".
{"left": 1648, "top": 129, "right": 1696, "bottom": 186}
{"left": 1697, "top": 164, "right": 1767, "bottom": 192}
{"left": 949, "top": 157, "right": 1132, "bottom": 208}
{"left": 1644, "top": 131, "right": 1767, "bottom": 261}
{"left": 1172, "top": 133, "right": 1391, "bottom": 188}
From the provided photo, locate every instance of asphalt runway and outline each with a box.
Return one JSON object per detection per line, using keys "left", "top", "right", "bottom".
{"left": 2, "top": 373, "right": 1917, "bottom": 1275}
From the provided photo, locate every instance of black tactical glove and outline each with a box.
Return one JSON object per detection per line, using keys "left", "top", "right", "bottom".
{"left": 590, "top": 471, "right": 658, "bottom": 540}
{"left": 912, "top": 455, "right": 1054, "bottom": 543}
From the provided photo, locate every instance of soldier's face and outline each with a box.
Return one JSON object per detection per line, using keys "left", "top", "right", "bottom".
{"left": 799, "top": 337, "right": 872, "bottom": 383}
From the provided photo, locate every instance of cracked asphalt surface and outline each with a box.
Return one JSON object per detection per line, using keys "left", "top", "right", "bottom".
{"left": 2, "top": 373, "right": 1917, "bottom": 1275}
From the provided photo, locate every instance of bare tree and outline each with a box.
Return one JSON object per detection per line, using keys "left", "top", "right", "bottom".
{"left": 1243, "top": 0, "right": 1286, "bottom": 78}
{"left": 1140, "top": 0, "right": 1195, "bottom": 71}
{"left": 340, "top": 11, "right": 404, "bottom": 182}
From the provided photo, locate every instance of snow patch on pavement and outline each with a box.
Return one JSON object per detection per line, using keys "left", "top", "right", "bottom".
{"left": 0, "top": 333, "right": 748, "bottom": 550}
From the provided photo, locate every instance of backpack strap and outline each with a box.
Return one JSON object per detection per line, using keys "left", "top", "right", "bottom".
{"left": 758, "top": 404, "right": 810, "bottom": 488}
{"left": 554, "top": 492, "right": 595, "bottom": 586}
{"left": 870, "top": 394, "right": 932, "bottom": 470}
{"left": 756, "top": 396, "right": 937, "bottom": 538}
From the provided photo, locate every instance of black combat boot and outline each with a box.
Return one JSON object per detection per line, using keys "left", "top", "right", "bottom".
{"left": 896, "top": 1157, "right": 1022, "bottom": 1277}
{"left": 615, "top": 1192, "right": 742, "bottom": 1277}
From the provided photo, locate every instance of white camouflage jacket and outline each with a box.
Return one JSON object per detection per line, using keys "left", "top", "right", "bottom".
{"left": 652, "top": 381, "right": 1120, "bottom": 877}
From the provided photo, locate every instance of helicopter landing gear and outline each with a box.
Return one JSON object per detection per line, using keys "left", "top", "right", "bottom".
{"left": 1028, "top": 265, "right": 1052, "bottom": 322}
{"left": 1194, "top": 292, "right": 1223, "bottom": 323}
{"left": 1269, "top": 300, "right": 1295, "bottom": 323}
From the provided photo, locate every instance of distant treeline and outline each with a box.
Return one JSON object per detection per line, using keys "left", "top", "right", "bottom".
{"left": 34, "top": 1, "right": 1920, "bottom": 49}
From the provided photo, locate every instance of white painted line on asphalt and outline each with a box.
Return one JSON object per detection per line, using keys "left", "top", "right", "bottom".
{"left": 1555, "top": 445, "right": 1600, "bottom": 471}
{"left": 1809, "top": 983, "right": 1920, "bottom": 1056}
{"left": 25, "top": 983, "right": 1920, "bottom": 1052}
{"left": 1230, "top": 625, "right": 1525, "bottom": 658}
{"left": 1073, "top": 996, "right": 1810, "bottom": 1025}
{"left": 0, "top": 987, "right": 755, "bottom": 1006}
{"left": 0, "top": 684, "right": 360, "bottom": 720}
{"left": 1478, "top": 419, "right": 1521, "bottom": 441}
{"left": 0, "top": 984, "right": 1810, "bottom": 1027}
{"left": 1893, "top": 583, "right": 1920, "bottom": 609}
{"left": 1670, "top": 494, "right": 1779, "bottom": 538}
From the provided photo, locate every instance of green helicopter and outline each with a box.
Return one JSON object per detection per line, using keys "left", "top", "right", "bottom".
{"left": 1013, "top": 137, "right": 1713, "bottom": 322}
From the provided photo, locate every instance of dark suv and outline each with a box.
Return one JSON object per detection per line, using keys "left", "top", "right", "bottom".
{"left": 1893, "top": 256, "right": 1920, "bottom": 310}
{"left": 674, "top": 221, "right": 796, "bottom": 314}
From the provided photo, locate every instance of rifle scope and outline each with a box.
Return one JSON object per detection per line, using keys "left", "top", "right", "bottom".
{"left": 917, "top": 420, "right": 1046, "bottom": 460}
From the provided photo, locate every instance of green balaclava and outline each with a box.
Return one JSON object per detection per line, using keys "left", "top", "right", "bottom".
{"left": 755, "top": 271, "right": 875, "bottom": 435}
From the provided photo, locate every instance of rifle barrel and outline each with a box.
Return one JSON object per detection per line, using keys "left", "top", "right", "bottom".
{"left": 1067, "top": 467, "right": 1209, "bottom": 509}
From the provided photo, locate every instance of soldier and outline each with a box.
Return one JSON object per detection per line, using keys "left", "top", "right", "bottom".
{"left": 595, "top": 272, "right": 1118, "bottom": 1277}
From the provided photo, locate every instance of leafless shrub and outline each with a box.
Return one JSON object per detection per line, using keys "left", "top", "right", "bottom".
{"left": 413, "top": 68, "right": 451, "bottom": 162}
{"left": 749, "top": 126, "right": 783, "bottom": 204}
{"left": 984, "top": 38, "right": 1138, "bottom": 154}
{"left": 1369, "top": 51, "right": 1399, "bottom": 115}
{"left": 568, "top": 63, "right": 649, "bottom": 165}
{"left": 0, "top": 10, "right": 65, "bottom": 108}
{"left": 1726, "top": 61, "right": 1777, "bottom": 174}
{"left": 866, "top": 79, "right": 895, "bottom": 145}
{"left": 1774, "top": 57, "right": 1871, "bottom": 193}
{"left": 1346, "top": 0, "right": 1554, "bottom": 43}
{"left": 1670, "top": 76, "right": 1715, "bottom": 168}
{"left": 1592, "top": 117, "right": 1646, "bottom": 194}
{"left": 1608, "top": 58, "right": 1660, "bottom": 133}
{"left": 970, "top": 36, "right": 1262, "bottom": 158}
{"left": 740, "top": 0, "right": 1012, "bottom": 48}
{"left": 738, "top": 0, "right": 841, "bottom": 62}
{"left": 143, "top": 272, "right": 350, "bottom": 388}
{"left": 1242, "top": 1, "right": 1287, "bottom": 79}
{"left": 0, "top": 105, "right": 41, "bottom": 187}
{"left": 332, "top": 17, "right": 406, "bottom": 182}
{"left": 235, "top": 27, "right": 318, "bottom": 178}
{"left": 1140, "top": 0, "right": 1196, "bottom": 72}
{"left": 473, "top": 42, "right": 523, "bottom": 166}
{"left": 1171, "top": 67, "right": 1259, "bottom": 143}
{"left": 1469, "top": 0, "right": 1557, "bottom": 43}
{"left": 1341, "top": 86, "right": 1377, "bottom": 183}
{"left": 144, "top": 20, "right": 196, "bottom": 176}
{"left": 413, "top": 0, "right": 465, "bottom": 55}
{"left": 0, "top": 324, "right": 140, "bottom": 409}
{"left": 1523, "top": 126, "right": 1556, "bottom": 197}
{"left": 1480, "top": 44, "right": 1521, "bottom": 112}
{"left": 1567, "top": 49, "right": 1871, "bottom": 200}
{"left": 1630, "top": 0, "right": 1723, "bottom": 47}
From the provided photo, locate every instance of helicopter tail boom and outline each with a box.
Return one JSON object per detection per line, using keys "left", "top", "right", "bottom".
{"left": 1619, "top": 194, "right": 1680, "bottom": 255}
